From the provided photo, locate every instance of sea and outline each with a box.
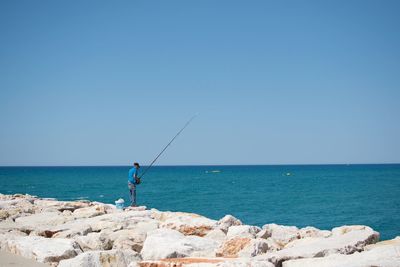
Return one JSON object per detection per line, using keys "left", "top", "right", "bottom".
{"left": 0, "top": 164, "right": 399, "bottom": 240}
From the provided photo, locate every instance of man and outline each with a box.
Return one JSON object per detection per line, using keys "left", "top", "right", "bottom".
{"left": 128, "top": 162, "right": 140, "bottom": 207}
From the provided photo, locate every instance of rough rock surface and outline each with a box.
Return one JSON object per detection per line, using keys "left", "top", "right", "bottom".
{"left": 58, "top": 249, "right": 141, "bottom": 267}
{"left": 141, "top": 229, "right": 219, "bottom": 260}
{"left": 226, "top": 225, "right": 261, "bottom": 239}
{"left": 216, "top": 237, "right": 269, "bottom": 258}
{"left": 3, "top": 235, "right": 82, "bottom": 265}
{"left": 216, "top": 215, "right": 242, "bottom": 233}
{"left": 257, "top": 226, "right": 380, "bottom": 266}
{"left": 157, "top": 211, "right": 217, "bottom": 236}
{"left": 0, "top": 193, "right": 398, "bottom": 267}
{"left": 282, "top": 236, "right": 400, "bottom": 267}
{"left": 139, "top": 257, "right": 275, "bottom": 267}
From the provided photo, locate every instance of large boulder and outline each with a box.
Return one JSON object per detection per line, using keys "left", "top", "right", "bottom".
{"left": 141, "top": 229, "right": 219, "bottom": 260}
{"left": 157, "top": 211, "right": 217, "bottom": 237}
{"left": 365, "top": 236, "right": 400, "bottom": 251}
{"left": 283, "top": 236, "right": 400, "bottom": 267}
{"left": 226, "top": 225, "right": 261, "bottom": 239}
{"left": 110, "top": 229, "right": 146, "bottom": 252}
{"left": 51, "top": 221, "right": 93, "bottom": 238}
{"left": 3, "top": 236, "right": 82, "bottom": 265}
{"left": 216, "top": 237, "right": 269, "bottom": 258}
{"left": 72, "top": 205, "right": 107, "bottom": 219}
{"left": 87, "top": 210, "right": 154, "bottom": 232}
{"left": 58, "top": 249, "right": 141, "bottom": 267}
{"left": 15, "top": 211, "right": 68, "bottom": 226}
{"left": 259, "top": 224, "right": 300, "bottom": 246}
{"left": 33, "top": 199, "right": 91, "bottom": 213}
{"left": 204, "top": 228, "right": 227, "bottom": 244}
{"left": 256, "top": 225, "right": 379, "bottom": 266}
{"left": 139, "top": 257, "right": 275, "bottom": 267}
{"left": 216, "top": 215, "right": 242, "bottom": 233}
{"left": 298, "top": 226, "right": 331, "bottom": 239}
{"left": 74, "top": 232, "right": 113, "bottom": 251}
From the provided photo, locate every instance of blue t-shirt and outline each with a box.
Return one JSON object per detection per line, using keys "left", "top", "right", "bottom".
{"left": 128, "top": 167, "right": 138, "bottom": 184}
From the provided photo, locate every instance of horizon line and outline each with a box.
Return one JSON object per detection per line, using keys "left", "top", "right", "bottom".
{"left": 1, "top": 163, "right": 399, "bottom": 167}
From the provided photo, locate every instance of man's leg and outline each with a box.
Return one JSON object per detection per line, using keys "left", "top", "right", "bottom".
{"left": 132, "top": 185, "right": 137, "bottom": 206}
{"left": 128, "top": 183, "right": 134, "bottom": 206}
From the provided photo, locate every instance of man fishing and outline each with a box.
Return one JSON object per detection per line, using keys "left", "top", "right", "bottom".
{"left": 128, "top": 162, "right": 140, "bottom": 207}
{"left": 125, "top": 115, "right": 196, "bottom": 207}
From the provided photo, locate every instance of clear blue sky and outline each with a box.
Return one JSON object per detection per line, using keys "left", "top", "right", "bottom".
{"left": 0, "top": 0, "right": 399, "bottom": 166}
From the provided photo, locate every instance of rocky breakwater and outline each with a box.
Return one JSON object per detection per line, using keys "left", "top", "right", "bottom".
{"left": 0, "top": 193, "right": 399, "bottom": 267}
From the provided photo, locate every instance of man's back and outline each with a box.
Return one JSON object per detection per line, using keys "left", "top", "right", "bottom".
{"left": 128, "top": 167, "right": 138, "bottom": 184}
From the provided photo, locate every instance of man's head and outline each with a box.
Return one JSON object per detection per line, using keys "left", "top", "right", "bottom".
{"left": 134, "top": 162, "right": 140, "bottom": 168}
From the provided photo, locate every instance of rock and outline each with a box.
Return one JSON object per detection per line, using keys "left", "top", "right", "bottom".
{"left": 0, "top": 210, "right": 9, "bottom": 220}
{"left": 139, "top": 257, "right": 275, "bottom": 267}
{"left": 264, "top": 237, "right": 283, "bottom": 252}
{"left": 125, "top": 220, "right": 160, "bottom": 234}
{"left": 216, "top": 215, "right": 242, "bottom": 233}
{"left": 365, "top": 236, "right": 400, "bottom": 250}
{"left": 51, "top": 222, "right": 92, "bottom": 238}
{"left": 87, "top": 210, "right": 154, "bottom": 232}
{"left": 110, "top": 229, "right": 146, "bottom": 252}
{"left": 124, "top": 206, "right": 147, "bottom": 212}
{"left": 0, "top": 194, "right": 394, "bottom": 267}
{"left": 205, "top": 228, "right": 227, "bottom": 244}
{"left": 141, "top": 229, "right": 219, "bottom": 260}
{"left": 261, "top": 224, "right": 300, "bottom": 246}
{"left": 74, "top": 232, "right": 113, "bottom": 251}
{"left": 58, "top": 249, "right": 141, "bottom": 267}
{"left": 157, "top": 211, "right": 217, "bottom": 237}
{"left": 331, "top": 225, "right": 372, "bottom": 236}
{"left": 256, "top": 226, "right": 380, "bottom": 266}
{"left": 226, "top": 225, "right": 261, "bottom": 239}
{"left": 283, "top": 237, "right": 400, "bottom": 267}
{"left": 73, "top": 205, "right": 107, "bottom": 219}
{"left": 298, "top": 226, "right": 331, "bottom": 239}
{"left": 216, "top": 237, "right": 269, "bottom": 258}
{"left": 3, "top": 236, "right": 82, "bottom": 265}
{"left": 216, "top": 237, "right": 251, "bottom": 257}
{"left": 238, "top": 238, "right": 270, "bottom": 257}
{"left": 15, "top": 211, "right": 70, "bottom": 228}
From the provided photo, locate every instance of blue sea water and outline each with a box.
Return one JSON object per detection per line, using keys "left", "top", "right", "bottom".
{"left": 0, "top": 164, "right": 399, "bottom": 240}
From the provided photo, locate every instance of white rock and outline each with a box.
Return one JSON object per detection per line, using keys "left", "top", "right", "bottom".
{"left": 58, "top": 249, "right": 141, "bottom": 267}
{"left": 158, "top": 212, "right": 217, "bottom": 236}
{"left": 283, "top": 237, "right": 400, "bottom": 267}
{"left": 87, "top": 210, "right": 154, "bottom": 232}
{"left": 110, "top": 229, "right": 146, "bottom": 252}
{"left": 140, "top": 257, "right": 275, "bottom": 267}
{"left": 72, "top": 205, "right": 106, "bottom": 219}
{"left": 3, "top": 236, "right": 82, "bottom": 265}
{"left": 15, "top": 211, "right": 70, "bottom": 227}
{"left": 256, "top": 226, "right": 379, "bottom": 266}
{"left": 263, "top": 237, "right": 283, "bottom": 252}
{"left": 298, "top": 226, "right": 331, "bottom": 239}
{"left": 238, "top": 238, "right": 269, "bottom": 257}
{"left": 51, "top": 222, "right": 92, "bottom": 238}
{"left": 141, "top": 229, "right": 219, "bottom": 260}
{"left": 216, "top": 215, "right": 242, "bottom": 233}
{"left": 261, "top": 224, "right": 299, "bottom": 246}
{"left": 216, "top": 237, "right": 269, "bottom": 258}
{"left": 205, "top": 228, "right": 227, "bottom": 244}
{"left": 226, "top": 225, "right": 261, "bottom": 239}
{"left": 365, "top": 236, "right": 400, "bottom": 251}
{"left": 331, "top": 225, "right": 371, "bottom": 236}
{"left": 74, "top": 232, "right": 113, "bottom": 251}
{"left": 125, "top": 219, "right": 159, "bottom": 234}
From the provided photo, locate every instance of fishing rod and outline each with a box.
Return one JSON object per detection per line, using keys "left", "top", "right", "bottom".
{"left": 139, "top": 114, "right": 197, "bottom": 179}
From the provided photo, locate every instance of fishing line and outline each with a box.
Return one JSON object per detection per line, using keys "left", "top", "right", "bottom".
{"left": 139, "top": 114, "right": 197, "bottom": 179}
